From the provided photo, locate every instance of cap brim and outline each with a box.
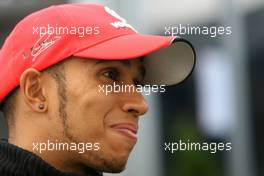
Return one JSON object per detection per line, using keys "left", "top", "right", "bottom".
{"left": 73, "top": 34, "right": 195, "bottom": 86}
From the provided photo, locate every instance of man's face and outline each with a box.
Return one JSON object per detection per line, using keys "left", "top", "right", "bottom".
{"left": 48, "top": 57, "right": 148, "bottom": 172}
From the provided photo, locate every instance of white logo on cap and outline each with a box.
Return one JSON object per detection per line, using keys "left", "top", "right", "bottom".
{"left": 104, "top": 6, "right": 138, "bottom": 33}
{"left": 23, "top": 34, "right": 61, "bottom": 62}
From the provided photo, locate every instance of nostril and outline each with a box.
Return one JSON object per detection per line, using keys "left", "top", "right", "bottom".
{"left": 128, "top": 109, "right": 139, "bottom": 114}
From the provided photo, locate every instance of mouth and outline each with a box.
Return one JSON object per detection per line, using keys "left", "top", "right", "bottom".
{"left": 111, "top": 123, "right": 138, "bottom": 141}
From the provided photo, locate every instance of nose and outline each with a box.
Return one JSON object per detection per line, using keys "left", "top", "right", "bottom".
{"left": 121, "top": 91, "right": 149, "bottom": 117}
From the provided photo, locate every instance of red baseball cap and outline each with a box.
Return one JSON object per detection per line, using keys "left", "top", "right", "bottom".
{"left": 0, "top": 3, "right": 195, "bottom": 103}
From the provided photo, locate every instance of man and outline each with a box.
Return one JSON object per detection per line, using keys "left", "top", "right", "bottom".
{"left": 0, "top": 3, "right": 195, "bottom": 176}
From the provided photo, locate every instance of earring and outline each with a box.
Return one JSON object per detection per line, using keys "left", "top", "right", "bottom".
{"left": 39, "top": 104, "right": 45, "bottom": 110}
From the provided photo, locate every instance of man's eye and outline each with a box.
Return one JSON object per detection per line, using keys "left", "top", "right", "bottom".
{"left": 103, "top": 69, "right": 119, "bottom": 81}
{"left": 134, "top": 80, "right": 144, "bottom": 87}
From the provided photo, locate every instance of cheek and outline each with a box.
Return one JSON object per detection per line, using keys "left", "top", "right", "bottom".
{"left": 65, "top": 88, "right": 134, "bottom": 163}
{"left": 65, "top": 86, "right": 117, "bottom": 143}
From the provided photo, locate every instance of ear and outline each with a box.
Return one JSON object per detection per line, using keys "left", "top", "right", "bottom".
{"left": 20, "top": 68, "right": 48, "bottom": 112}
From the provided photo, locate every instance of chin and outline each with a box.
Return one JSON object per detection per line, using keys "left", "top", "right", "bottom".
{"left": 105, "top": 151, "right": 130, "bottom": 172}
{"left": 81, "top": 149, "right": 130, "bottom": 173}
{"left": 89, "top": 157, "right": 128, "bottom": 173}
{"left": 103, "top": 160, "right": 128, "bottom": 173}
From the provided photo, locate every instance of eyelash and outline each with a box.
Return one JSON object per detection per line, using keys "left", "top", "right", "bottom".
{"left": 103, "top": 68, "right": 120, "bottom": 82}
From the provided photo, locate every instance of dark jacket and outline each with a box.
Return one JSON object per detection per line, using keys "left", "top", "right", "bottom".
{"left": 0, "top": 139, "right": 103, "bottom": 176}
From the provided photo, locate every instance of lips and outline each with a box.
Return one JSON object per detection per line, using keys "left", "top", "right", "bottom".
{"left": 111, "top": 123, "right": 138, "bottom": 141}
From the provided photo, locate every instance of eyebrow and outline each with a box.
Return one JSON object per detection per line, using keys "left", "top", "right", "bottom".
{"left": 95, "top": 60, "right": 145, "bottom": 79}
{"left": 95, "top": 60, "right": 131, "bottom": 67}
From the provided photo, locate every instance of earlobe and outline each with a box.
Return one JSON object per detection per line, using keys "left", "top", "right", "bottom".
{"left": 20, "top": 68, "right": 48, "bottom": 112}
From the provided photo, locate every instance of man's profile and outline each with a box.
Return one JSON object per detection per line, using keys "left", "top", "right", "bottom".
{"left": 0, "top": 3, "right": 195, "bottom": 176}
